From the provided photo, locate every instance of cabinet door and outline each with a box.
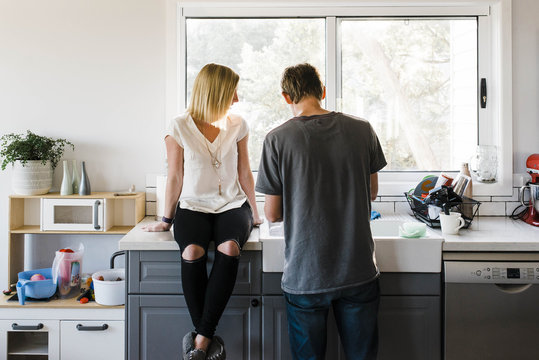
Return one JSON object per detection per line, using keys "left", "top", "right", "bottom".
{"left": 128, "top": 295, "right": 261, "bottom": 360}
{"left": 60, "top": 320, "right": 124, "bottom": 360}
{"left": 0, "top": 319, "right": 60, "bottom": 360}
{"left": 262, "top": 296, "right": 345, "bottom": 360}
{"left": 262, "top": 296, "right": 292, "bottom": 360}
{"left": 378, "top": 296, "right": 441, "bottom": 360}
{"left": 128, "top": 250, "right": 261, "bottom": 295}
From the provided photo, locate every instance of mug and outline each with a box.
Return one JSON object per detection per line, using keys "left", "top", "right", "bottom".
{"left": 440, "top": 212, "right": 465, "bottom": 235}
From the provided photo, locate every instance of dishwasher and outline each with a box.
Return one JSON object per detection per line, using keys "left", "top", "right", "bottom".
{"left": 444, "top": 253, "right": 539, "bottom": 360}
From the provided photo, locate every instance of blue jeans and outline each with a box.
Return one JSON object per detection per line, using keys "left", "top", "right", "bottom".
{"left": 284, "top": 278, "right": 380, "bottom": 360}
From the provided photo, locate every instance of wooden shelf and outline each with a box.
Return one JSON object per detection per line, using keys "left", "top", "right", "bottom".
{"left": 7, "top": 191, "right": 146, "bottom": 287}
{"left": 10, "top": 225, "right": 135, "bottom": 235}
{"left": 8, "top": 340, "right": 48, "bottom": 356}
{"left": 9, "top": 192, "right": 144, "bottom": 200}
{"left": 0, "top": 293, "right": 124, "bottom": 309}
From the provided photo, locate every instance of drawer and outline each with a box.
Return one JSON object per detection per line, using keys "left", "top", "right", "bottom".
{"left": 262, "top": 273, "right": 442, "bottom": 296}
{"left": 60, "top": 320, "right": 124, "bottom": 360}
{"left": 128, "top": 250, "right": 261, "bottom": 295}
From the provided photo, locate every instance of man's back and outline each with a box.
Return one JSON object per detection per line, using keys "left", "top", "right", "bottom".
{"left": 256, "top": 111, "right": 387, "bottom": 294}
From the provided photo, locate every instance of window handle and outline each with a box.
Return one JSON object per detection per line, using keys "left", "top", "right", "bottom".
{"left": 480, "top": 78, "right": 487, "bottom": 108}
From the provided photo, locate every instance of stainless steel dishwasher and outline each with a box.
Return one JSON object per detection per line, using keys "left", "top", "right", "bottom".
{"left": 444, "top": 253, "right": 539, "bottom": 360}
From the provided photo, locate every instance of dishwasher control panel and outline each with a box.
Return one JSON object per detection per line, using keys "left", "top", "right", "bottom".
{"left": 445, "top": 261, "right": 539, "bottom": 283}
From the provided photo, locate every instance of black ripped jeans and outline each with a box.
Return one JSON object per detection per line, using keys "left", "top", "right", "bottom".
{"left": 173, "top": 201, "right": 253, "bottom": 339}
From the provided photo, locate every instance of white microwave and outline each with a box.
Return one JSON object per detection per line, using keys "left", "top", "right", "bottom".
{"left": 41, "top": 198, "right": 108, "bottom": 231}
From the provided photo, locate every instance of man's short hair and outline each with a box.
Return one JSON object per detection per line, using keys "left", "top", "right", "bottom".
{"left": 281, "top": 63, "right": 324, "bottom": 104}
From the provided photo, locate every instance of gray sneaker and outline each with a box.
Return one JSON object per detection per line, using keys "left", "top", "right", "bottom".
{"left": 182, "top": 331, "right": 196, "bottom": 355}
{"left": 207, "top": 335, "right": 226, "bottom": 360}
{"left": 183, "top": 332, "right": 208, "bottom": 360}
{"left": 185, "top": 349, "right": 206, "bottom": 360}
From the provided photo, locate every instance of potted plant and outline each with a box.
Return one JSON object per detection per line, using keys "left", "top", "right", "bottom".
{"left": 0, "top": 130, "right": 74, "bottom": 195}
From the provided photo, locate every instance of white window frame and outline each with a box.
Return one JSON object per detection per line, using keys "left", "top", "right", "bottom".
{"left": 167, "top": 0, "right": 513, "bottom": 196}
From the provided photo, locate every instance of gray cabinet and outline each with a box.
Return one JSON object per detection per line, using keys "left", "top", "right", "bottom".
{"left": 378, "top": 273, "right": 441, "bottom": 360}
{"left": 262, "top": 296, "right": 346, "bottom": 360}
{"left": 128, "top": 295, "right": 260, "bottom": 360}
{"left": 127, "top": 251, "right": 440, "bottom": 360}
{"left": 127, "top": 250, "right": 262, "bottom": 360}
{"left": 378, "top": 296, "right": 440, "bottom": 360}
{"left": 261, "top": 272, "right": 441, "bottom": 360}
{"left": 128, "top": 250, "right": 261, "bottom": 295}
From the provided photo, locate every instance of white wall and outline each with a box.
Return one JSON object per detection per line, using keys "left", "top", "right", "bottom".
{"left": 512, "top": 0, "right": 539, "bottom": 173}
{"left": 0, "top": 0, "right": 538, "bottom": 288}
{"left": 0, "top": 0, "right": 166, "bottom": 288}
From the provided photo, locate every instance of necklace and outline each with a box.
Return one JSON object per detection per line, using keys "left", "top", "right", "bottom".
{"left": 201, "top": 126, "right": 223, "bottom": 196}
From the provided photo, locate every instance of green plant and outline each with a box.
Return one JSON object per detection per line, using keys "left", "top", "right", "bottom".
{"left": 0, "top": 130, "right": 74, "bottom": 170}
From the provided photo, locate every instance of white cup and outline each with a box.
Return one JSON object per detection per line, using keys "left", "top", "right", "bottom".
{"left": 440, "top": 212, "right": 465, "bottom": 235}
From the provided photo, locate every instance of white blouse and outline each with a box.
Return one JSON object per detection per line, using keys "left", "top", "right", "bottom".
{"left": 165, "top": 112, "right": 249, "bottom": 214}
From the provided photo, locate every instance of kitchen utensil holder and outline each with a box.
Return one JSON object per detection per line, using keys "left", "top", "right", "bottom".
{"left": 404, "top": 192, "right": 481, "bottom": 229}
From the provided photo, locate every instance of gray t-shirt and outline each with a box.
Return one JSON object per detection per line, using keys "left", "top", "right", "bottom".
{"left": 256, "top": 112, "right": 387, "bottom": 294}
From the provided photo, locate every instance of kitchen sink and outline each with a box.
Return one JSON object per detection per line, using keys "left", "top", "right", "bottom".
{"left": 259, "top": 218, "right": 443, "bottom": 273}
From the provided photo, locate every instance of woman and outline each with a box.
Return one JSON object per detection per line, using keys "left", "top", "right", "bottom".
{"left": 143, "top": 63, "right": 262, "bottom": 360}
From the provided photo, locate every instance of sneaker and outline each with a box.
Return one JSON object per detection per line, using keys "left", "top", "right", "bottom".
{"left": 185, "top": 348, "right": 206, "bottom": 360}
{"left": 207, "top": 335, "right": 226, "bottom": 360}
{"left": 182, "top": 332, "right": 196, "bottom": 357}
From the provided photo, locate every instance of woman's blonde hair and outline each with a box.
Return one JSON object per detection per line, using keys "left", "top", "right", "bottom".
{"left": 188, "top": 63, "right": 239, "bottom": 124}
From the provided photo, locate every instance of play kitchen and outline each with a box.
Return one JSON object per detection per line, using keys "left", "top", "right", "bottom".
{"left": 1, "top": 191, "right": 143, "bottom": 359}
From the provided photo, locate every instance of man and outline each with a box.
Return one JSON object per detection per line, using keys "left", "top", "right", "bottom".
{"left": 255, "top": 63, "right": 387, "bottom": 360}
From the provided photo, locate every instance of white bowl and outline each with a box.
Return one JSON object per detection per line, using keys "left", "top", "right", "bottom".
{"left": 92, "top": 269, "right": 125, "bottom": 306}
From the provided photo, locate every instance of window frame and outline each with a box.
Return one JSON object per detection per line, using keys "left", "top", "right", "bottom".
{"left": 169, "top": 1, "right": 513, "bottom": 196}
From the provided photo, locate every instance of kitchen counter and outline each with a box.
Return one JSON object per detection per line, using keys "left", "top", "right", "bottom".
{"left": 119, "top": 216, "right": 261, "bottom": 251}
{"left": 119, "top": 215, "right": 538, "bottom": 253}
{"left": 438, "top": 216, "right": 539, "bottom": 251}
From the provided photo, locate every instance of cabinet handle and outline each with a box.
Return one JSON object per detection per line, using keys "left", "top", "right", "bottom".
{"left": 93, "top": 200, "right": 101, "bottom": 230}
{"left": 12, "top": 323, "right": 44, "bottom": 330}
{"left": 251, "top": 299, "right": 259, "bottom": 307}
{"left": 76, "top": 323, "right": 109, "bottom": 331}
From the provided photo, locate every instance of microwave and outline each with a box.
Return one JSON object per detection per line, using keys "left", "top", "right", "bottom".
{"left": 41, "top": 198, "right": 109, "bottom": 231}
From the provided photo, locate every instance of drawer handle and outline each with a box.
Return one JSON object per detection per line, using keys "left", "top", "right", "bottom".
{"left": 93, "top": 200, "right": 101, "bottom": 230}
{"left": 251, "top": 299, "right": 259, "bottom": 307}
{"left": 12, "top": 323, "right": 44, "bottom": 330}
{"left": 76, "top": 323, "right": 109, "bottom": 331}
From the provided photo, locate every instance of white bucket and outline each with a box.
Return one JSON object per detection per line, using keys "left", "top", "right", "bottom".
{"left": 92, "top": 269, "right": 125, "bottom": 306}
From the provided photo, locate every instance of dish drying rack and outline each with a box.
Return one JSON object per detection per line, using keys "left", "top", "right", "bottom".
{"left": 404, "top": 192, "right": 481, "bottom": 229}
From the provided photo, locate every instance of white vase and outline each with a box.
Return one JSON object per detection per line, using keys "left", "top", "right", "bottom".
{"left": 12, "top": 160, "right": 53, "bottom": 195}
{"left": 60, "top": 160, "right": 73, "bottom": 195}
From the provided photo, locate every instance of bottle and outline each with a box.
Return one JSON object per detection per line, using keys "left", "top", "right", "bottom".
{"left": 78, "top": 161, "right": 91, "bottom": 195}
{"left": 60, "top": 160, "right": 73, "bottom": 195}
{"left": 459, "top": 162, "right": 473, "bottom": 218}
{"left": 71, "top": 159, "right": 80, "bottom": 194}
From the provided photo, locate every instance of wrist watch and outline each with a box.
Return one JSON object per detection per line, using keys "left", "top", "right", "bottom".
{"left": 161, "top": 216, "right": 173, "bottom": 224}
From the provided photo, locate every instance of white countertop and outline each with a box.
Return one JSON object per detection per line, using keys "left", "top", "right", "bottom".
{"left": 119, "top": 216, "right": 261, "bottom": 251}
{"left": 119, "top": 215, "right": 538, "bottom": 253}
{"left": 439, "top": 216, "right": 539, "bottom": 251}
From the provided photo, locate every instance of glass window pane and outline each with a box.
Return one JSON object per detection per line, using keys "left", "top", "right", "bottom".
{"left": 186, "top": 18, "right": 325, "bottom": 169}
{"left": 341, "top": 18, "right": 477, "bottom": 171}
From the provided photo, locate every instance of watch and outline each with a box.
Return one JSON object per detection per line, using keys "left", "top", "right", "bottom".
{"left": 161, "top": 216, "right": 173, "bottom": 224}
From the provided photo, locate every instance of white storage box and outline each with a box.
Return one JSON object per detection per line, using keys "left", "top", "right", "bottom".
{"left": 92, "top": 269, "right": 125, "bottom": 305}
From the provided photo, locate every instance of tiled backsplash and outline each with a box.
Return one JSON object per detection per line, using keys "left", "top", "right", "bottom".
{"left": 372, "top": 187, "right": 523, "bottom": 217}
{"left": 144, "top": 173, "right": 525, "bottom": 218}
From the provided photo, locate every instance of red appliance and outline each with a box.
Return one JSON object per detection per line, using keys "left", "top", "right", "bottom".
{"left": 527, "top": 153, "right": 539, "bottom": 183}
{"left": 519, "top": 154, "right": 539, "bottom": 226}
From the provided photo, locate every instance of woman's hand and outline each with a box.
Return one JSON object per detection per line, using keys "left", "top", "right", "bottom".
{"left": 142, "top": 221, "right": 172, "bottom": 232}
{"left": 253, "top": 217, "right": 264, "bottom": 227}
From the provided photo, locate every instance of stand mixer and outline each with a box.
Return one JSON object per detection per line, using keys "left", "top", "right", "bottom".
{"left": 519, "top": 154, "right": 539, "bottom": 226}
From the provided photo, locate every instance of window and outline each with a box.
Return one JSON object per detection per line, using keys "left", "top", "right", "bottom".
{"left": 174, "top": 2, "right": 513, "bottom": 196}
{"left": 185, "top": 18, "right": 325, "bottom": 167}
{"left": 340, "top": 18, "right": 477, "bottom": 171}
